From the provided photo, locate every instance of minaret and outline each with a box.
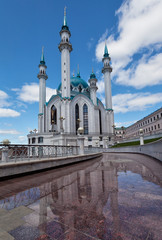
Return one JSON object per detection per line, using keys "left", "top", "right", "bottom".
{"left": 58, "top": 7, "right": 72, "bottom": 98}
{"left": 102, "top": 43, "right": 112, "bottom": 110}
{"left": 88, "top": 69, "right": 98, "bottom": 105}
{"left": 37, "top": 47, "right": 48, "bottom": 132}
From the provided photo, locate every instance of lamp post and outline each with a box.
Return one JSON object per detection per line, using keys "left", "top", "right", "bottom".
{"left": 139, "top": 128, "right": 144, "bottom": 145}
{"left": 77, "top": 127, "right": 84, "bottom": 155}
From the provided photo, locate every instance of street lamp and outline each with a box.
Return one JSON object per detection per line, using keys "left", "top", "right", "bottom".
{"left": 78, "top": 127, "right": 84, "bottom": 135}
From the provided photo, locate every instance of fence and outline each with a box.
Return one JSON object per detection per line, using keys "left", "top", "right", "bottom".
{"left": 0, "top": 144, "right": 79, "bottom": 163}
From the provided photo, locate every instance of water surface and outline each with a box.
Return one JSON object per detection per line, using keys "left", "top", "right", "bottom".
{"left": 0, "top": 153, "right": 162, "bottom": 240}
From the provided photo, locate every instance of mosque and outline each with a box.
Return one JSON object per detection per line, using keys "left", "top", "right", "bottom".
{"left": 27, "top": 9, "right": 114, "bottom": 147}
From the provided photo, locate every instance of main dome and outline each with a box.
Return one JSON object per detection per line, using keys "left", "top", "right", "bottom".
{"left": 57, "top": 75, "right": 90, "bottom": 95}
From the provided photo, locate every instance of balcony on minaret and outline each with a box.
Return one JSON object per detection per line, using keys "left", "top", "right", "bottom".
{"left": 37, "top": 69, "right": 48, "bottom": 80}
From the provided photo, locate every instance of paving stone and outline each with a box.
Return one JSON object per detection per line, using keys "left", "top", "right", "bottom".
{"left": 0, "top": 206, "right": 33, "bottom": 232}
{"left": 0, "top": 208, "right": 8, "bottom": 217}
{"left": 0, "top": 228, "right": 14, "bottom": 240}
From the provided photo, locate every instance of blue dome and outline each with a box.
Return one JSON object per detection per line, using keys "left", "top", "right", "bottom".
{"left": 57, "top": 76, "right": 89, "bottom": 91}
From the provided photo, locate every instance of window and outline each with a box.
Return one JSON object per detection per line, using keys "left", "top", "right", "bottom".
{"left": 38, "top": 137, "right": 43, "bottom": 143}
{"left": 64, "top": 87, "right": 66, "bottom": 89}
{"left": 83, "top": 104, "right": 88, "bottom": 135}
{"left": 99, "top": 137, "right": 102, "bottom": 141}
{"left": 154, "top": 116, "right": 155, "bottom": 120}
{"left": 32, "top": 138, "right": 35, "bottom": 144}
{"left": 51, "top": 105, "right": 57, "bottom": 124}
{"left": 78, "top": 85, "right": 82, "bottom": 92}
{"left": 28, "top": 138, "right": 30, "bottom": 144}
{"left": 148, "top": 120, "right": 149, "bottom": 123}
{"left": 158, "top": 124, "right": 160, "bottom": 128}
{"left": 64, "top": 70, "right": 66, "bottom": 73}
{"left": 64, "top": 78, "right": 66, "bottom": 81}
{"left": 154, "top": 125, "right": 156, "bottom": 130}
{"left": 99, "top": 110, "right": 102, "bottom": 134}
{"left": 151, "top": 118, "right": 152, "bottom": 122}
{"left": 64, "top": 62, "right": 66, "bottom": 65}
{"left": 157, "top": 115, "right": 159, "bottom": 119}
{"left": 151, "top": 126, "right": 153, "bottom": 130}
{"left": 109, "top": 137, "right": 111, "bottom": 141}
{"left": 75, "top": 104, "right": 79, "bottom": 134}
{"left": 88, "top": 137, "right": 92, "bottom": 141}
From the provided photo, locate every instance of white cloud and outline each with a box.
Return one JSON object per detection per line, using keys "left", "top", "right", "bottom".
{"left": 97, "top": 77, "right": 105, "bottom": 94}
{"left": 116, "top": 53, "right": 162, "bottom": 89}
{"left": 18, "top": 135, "right": 27, "bottom": 143}
{"left": 0, "top": 90, "right": 10, "bottom": 107}
{"left": 15, "top": 83, "right": 57, "bottom": 103}
{"left": 112, "top": 92, "right": 162, "bottom": 113}
{"left": 115, "top": 120, "right": 137, "bottom": 128}
{"left": 46, "top": 87, "right": 57, "bottom": 101}
{"left": 0, "top": 129, "right": 21, "bottom": 134}
{"left": 98, "top": 29, "right": 108, "bottom": 43}
{"left": 0, "top": 108, "right": 20, "bottom": 117}
{"left": 95, "top": 0, "right": 162, "bottom": 88}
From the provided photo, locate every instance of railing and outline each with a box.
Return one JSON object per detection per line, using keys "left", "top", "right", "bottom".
{"left": 0, "top": 144, "right": 79, "bottom": 163}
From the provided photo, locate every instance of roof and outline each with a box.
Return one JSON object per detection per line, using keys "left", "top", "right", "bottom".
{"left": 58, "top": 76, "right": 89, "bottom": 91}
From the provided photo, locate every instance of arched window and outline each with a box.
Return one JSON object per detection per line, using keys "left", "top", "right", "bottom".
{"left": 78, "top": 85, "right": 82, "bottom": 92}
{"left": 99, "top": 110, "right": 102, "bottom": 134}
{"left": 83, "top": 104, "right": 88, "bottom": 135}
{"left": 75, "top": 104, "right": 79, "bottom": 134}
{"left": 70, "top": 85, "right": 73, "bottom": 91}
{"left": 51, "top": 105, "right": 57, "bottom": 124}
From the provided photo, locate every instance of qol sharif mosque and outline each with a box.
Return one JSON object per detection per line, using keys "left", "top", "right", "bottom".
{"left": 28, "top": 9, "right": 114, "bottom": 147}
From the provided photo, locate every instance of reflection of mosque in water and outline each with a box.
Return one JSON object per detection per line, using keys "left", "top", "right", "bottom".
{"left": 37, "top": 154, "right": 161, "bottom": 239}
{"left": 0, "top": 153, "right": 161, "bottom": 239}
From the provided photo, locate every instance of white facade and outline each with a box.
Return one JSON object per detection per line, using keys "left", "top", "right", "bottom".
{"left": 27, "top": 10, "right": 114, "bottom": 147}
{"left": 124, "top": 108, "right": 162, "bottom": 139}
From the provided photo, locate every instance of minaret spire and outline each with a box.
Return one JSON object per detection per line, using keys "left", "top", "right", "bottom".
{"left": 104, "top": 42, "right": 109, "bottom": 58}
{"left": 64, "top": 6, "right": 67, "bottom": 26}
{"left": 40, "top": 46, "right": 45, "bottom": 64}
{"left": 77, "top": 64, "right": 80, "bottom": 78}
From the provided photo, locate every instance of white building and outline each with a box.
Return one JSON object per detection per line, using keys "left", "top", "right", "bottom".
{"left": 125, "top": 107, "right": 162, "bottom": 140}
{"left": 28, "top": 9, "right": 114, "bottom": 147}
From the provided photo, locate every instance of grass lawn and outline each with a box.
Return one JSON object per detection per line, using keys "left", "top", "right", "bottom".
{"left": 111, "top": 137, "right": 162, "bottom": 148}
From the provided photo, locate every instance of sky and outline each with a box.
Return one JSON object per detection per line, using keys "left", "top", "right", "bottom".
{"left": 0, "top": 0, "right": 162, "bottom": 144}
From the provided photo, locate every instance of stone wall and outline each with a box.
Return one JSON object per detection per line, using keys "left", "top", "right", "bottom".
{"left": 106, "top": 138, "right": 162, "bottom": 162}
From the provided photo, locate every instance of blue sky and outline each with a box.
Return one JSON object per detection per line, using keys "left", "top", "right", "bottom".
{"left": 0, "top": 0, "right": 162, "bottom": 144}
